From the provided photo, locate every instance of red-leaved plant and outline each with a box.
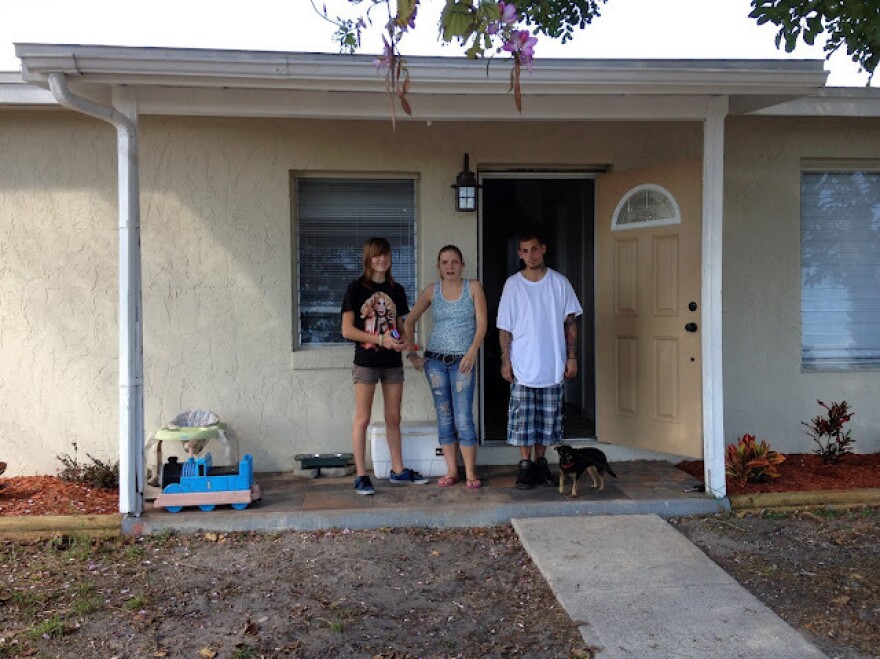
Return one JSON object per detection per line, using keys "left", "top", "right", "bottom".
{"left": 725, "top": 434, "right": 786, "bottom": 486}
{"left": 803, "top": 400, "right": 855, "bottom": 464}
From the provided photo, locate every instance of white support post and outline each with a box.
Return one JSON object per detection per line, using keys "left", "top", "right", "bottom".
{"left": 702, "top": 96, "right": 728, "bottom": 498}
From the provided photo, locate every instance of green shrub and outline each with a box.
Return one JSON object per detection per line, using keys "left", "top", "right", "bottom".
{"left": 56, "top": 442, "right": 118, "bottom": 490}
{"left": 802, "top": 399, "right": 855, "bottom": 464}
{"left": 725, "top": 434, "right": 786, "bottom": 486}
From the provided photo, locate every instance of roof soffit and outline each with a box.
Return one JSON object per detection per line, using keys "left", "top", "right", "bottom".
{"left": 13, "top": 43, "right": 830, "bottom": 119}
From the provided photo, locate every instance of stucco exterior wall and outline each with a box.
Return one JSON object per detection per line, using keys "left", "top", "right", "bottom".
{"left": 724, "top": 115, "right": 880, "bottom": 455}
{"left": 1, "top": 110, "right": 703, "bottom": 475}
{"left": 0, "top": 112, "right": 119, "bottom": 476}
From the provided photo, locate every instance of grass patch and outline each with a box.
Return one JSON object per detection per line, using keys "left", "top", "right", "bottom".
{"left": 152, "top": 529, "right": 174, "bottom": 549}
{"left": 71, "top": 584, "right": 103, "bottom": 616}
{"left": 27, "top": 614, "right": 66, "bottom": 640}
{"left": 123, "top": 594, "right": 147, "bottom": 611}
{"left": 72, "top": 595, "right": 104, "bottom": 616}
{"left": 811, "top": 508, "right": 842, "bottom": 519}
{"left": 8, "top": 589, "right": 50, "bottom": 615}
{"left": 46, "top": 533, "right": 95, "bottom": 561}
{"left": 123, "top": 544, "right": 145, "bottom": 562}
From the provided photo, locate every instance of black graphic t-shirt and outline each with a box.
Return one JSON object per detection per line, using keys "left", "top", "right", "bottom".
{"left": 341, "top": 278, "right": 410, "bottom": 368}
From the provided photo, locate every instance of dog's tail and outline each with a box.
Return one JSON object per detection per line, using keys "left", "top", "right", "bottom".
{"left": 606, "top": 464, "right": 618, "bottom": 479}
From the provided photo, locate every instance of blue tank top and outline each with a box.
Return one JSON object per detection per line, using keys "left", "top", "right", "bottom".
{"left": 426, "top": 279, "right": 476, "bottom": 355}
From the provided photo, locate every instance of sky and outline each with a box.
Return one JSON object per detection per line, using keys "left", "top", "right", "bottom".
{"left": 0, "top": 0, "right": 872, "bottom": 87}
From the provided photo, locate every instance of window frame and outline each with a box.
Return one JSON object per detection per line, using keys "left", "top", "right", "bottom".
{"left": 800, "top": 160, "right": 880, "bottom": 372}
{"left": 291, "top": 172, "right": 419, "bottom": 351}
{"left": 611, "top": 183, "right": 681, "bottom": 231}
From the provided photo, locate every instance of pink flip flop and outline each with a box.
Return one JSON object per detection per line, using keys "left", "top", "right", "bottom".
{"left": 438, "top": 475, "right": 460, "bottom": 487}
{"left": 466, "top": 478, "right": 482, "bottom": 489}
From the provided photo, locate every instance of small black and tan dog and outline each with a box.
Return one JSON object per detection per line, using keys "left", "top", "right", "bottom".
{"left": 554, "top": 444, "right": 617, "bottom": 496}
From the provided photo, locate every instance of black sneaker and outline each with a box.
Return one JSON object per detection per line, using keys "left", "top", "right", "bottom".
{"left": 389, "top": 467, "right": 429, "bottom": 485}
{"left": 354, "top": 475, "right": 375, "bottom": 495}
{"left": 516, "top": 460, "right": 535, "bottom": 490}
{"left": 535, "top": 456, "right": 556, "bottom": 486}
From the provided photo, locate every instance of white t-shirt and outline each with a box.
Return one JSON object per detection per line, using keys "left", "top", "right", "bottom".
{"left": 496, "top": 268, "right": 583, "bottom": 388}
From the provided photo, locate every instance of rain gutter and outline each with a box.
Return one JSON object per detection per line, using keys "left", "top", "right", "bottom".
{"left": 47, "top": 72, "right": 144, "bottom": 517}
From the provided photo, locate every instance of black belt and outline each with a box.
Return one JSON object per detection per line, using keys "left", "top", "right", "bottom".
{"left": 424, "top": 351, "right": 462, "bottom": 365}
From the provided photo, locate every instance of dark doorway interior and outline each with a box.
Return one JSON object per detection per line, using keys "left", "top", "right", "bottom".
{"left": 481, "top": 177, "right": 596, "bottom": 441}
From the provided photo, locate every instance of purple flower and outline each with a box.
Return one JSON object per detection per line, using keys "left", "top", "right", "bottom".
{"left": 488, "top": 1, "right": 517, "bottom": 36}
{"left": 502, "top": 29, "right": 537, "bottom": 68}
{"left": 499, "top": 1, "right": 517, "bottom": 25}
{"left": 374, "top": 38, "right": 393, "bottom": 69}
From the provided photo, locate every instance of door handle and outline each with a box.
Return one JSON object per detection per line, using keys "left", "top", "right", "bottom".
{"left": 685, "top": 322, "right": 698, "bottom": 333}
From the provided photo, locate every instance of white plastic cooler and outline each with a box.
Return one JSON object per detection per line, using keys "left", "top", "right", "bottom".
{"left": 368, "top": 422, "right": 446, "bottom": 479}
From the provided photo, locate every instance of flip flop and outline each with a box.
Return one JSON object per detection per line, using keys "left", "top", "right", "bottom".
{"left": 438, "top": 475, "right": 460, "bottom": 487}
{"left": 466, "top": 478, "right": 482, "bottom": 489}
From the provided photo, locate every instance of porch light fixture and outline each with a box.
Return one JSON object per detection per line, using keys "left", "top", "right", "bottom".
{"left": 452, "top": 153, "right": 480, "bottom": 212}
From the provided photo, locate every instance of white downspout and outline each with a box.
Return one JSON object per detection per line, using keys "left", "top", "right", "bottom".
{"left": 702, "top": 95, "right": 728, "bottom": 498}
{"left": 48, "top": 73, "right": 144, "bottom": 516}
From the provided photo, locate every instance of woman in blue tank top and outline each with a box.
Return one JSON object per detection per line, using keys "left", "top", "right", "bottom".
{"left": 404, "top": 245, "right": 488, "bottom": 488}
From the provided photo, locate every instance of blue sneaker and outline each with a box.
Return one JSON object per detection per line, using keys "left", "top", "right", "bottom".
{"left": 389, "top": 467, "right": 429, "bottom": 485}
{"left": 354, "top": 475, "right": 375, "bottom": 495}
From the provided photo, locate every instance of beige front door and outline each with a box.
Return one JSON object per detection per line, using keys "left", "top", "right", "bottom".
{"left": 595, "top": 159, "right": 703, "bottom": 458}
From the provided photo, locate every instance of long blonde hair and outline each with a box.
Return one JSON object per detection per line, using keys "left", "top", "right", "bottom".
{"left": 361, "top": 237, "right": 395, "bottom": 288}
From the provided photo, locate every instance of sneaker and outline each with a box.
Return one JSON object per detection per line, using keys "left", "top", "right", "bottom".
{"left": 516, "top": 459, "right": 535, "bottom": 490}
{"left": 354, "top": 475, "right": 375, "bottom": 495}
{"left": 535, "top": 456, "right": 556, "bottom": 487}
{"left": 389, "top": 467, "right": 429, "bottom": 485}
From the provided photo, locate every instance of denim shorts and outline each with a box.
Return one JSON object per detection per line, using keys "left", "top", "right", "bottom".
{"left": 423, "top": 354, "right": 477, "bottom": 447}
{"left": 351, "top": 365, "right": 405, "bottom": 385}
{"left": 507, "top": 382, "right": 564, "bottom": 446}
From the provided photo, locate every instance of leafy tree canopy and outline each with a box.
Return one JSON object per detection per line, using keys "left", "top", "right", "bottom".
{"left": 312, "top": 0, "right": 607, "bottom": 116}
{"left": 313, "top": 0, "right": 877, "bottom": 117}
{"left": 749, "top": 0, "right": 880, "bottom": 81}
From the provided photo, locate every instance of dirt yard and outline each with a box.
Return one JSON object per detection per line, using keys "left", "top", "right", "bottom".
{"left": 1, "top": 458, "right": 879, "bottom": 658}
{"left": 674, "top": 508, "right": 879, "bottom": 659}
{"left": 0, "top": 511, "right": 877, "bottom": 658}
{"left": 1, "top": 526, "right": 590, "bottom": 658}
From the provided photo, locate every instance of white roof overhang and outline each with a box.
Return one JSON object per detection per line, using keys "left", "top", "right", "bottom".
{"left": 12, "top": 43, "right": 831, "bottom": 121}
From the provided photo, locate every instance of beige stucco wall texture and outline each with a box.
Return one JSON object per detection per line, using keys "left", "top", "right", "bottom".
{"left": 0, "top": 113, "right": 119, "bottom": 476}
{"left": 1, "top": 111, "right": 706, "bottom": 475}
{"left": 724, "top": 116, "right": 880, "bottom": 455}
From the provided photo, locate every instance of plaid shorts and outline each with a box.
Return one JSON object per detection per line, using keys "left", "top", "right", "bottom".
{"left": 506, "top": 382, "right": 565, "bottom": 446}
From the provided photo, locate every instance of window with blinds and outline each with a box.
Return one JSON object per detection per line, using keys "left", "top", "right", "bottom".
{"left": 295, "top": 177, "right": 417, "bottom": 346}
{"left": 801, "top": 171, "right": 880, "bottom": 370}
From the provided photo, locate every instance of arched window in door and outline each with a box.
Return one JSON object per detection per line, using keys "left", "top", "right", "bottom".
{"left": 612, "top": 184, "right": 681, "bottom": 231}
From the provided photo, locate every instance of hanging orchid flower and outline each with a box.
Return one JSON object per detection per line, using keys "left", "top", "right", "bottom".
{"left": 374, "top": 37, "right": 394, "bottom": 69}
{"left": 498, "top": 2, "right": 518, "bottom": 26}
{"left": 488, "top": 1, "right": 517, "bottom": 35}
{"left": 503, "top": 29, "right": 538, "bottom": 69}
{"left": 318, "top": 0, "right": 553, "bottom": 119}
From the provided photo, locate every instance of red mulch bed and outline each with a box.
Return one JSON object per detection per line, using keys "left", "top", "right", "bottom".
{"left": 0, "top": 476, "right": 118, "bottom": 516}
{"left": 677, "top": 453, "right": 880, "bottom": 496}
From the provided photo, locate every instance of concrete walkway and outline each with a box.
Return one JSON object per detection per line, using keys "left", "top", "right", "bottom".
{"left": 513, "top": 515, "right": 827, "bottom": 659}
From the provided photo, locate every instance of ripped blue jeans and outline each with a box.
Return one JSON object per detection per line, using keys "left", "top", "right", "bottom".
{"left": 423, "top": 355, "right": 477, "bottom": 446}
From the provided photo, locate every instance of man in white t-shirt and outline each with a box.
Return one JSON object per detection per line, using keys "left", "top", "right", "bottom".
{"left": 497, "top": 233, "right": 583, "bottom": 490}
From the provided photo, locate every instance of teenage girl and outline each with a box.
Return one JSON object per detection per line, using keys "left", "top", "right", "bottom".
{"left": 341, "top": 237, "right": 429, "bottom": 495}
{"left": 404, "top": 245, "right": 488, "bottom": 488}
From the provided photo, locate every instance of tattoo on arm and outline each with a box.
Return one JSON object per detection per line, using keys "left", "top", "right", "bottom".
{"left": 565, "top": 314, "right": 578, "bottom": 358}
{"left": 499, "top": 329, "right": 512, "bottom": 365}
